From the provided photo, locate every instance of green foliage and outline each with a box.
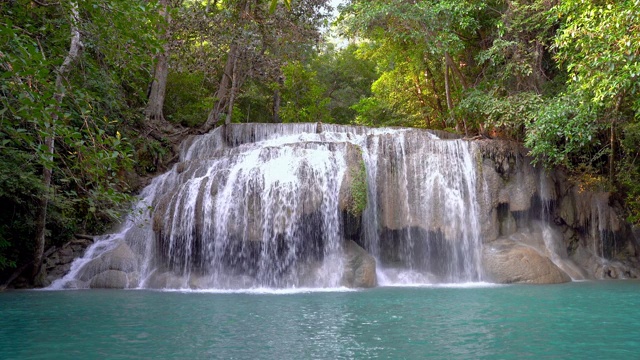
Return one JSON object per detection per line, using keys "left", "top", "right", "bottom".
{"left": 476, "top": 0, "right": 558, "bottom": 94}
{"left": 0, "top": 0, "right": 160, "bottom": 272}
{"left": 0, "top": 148, "right": 41, "bottom": 270}
{"left": 352, "top": 97, "right": 402, "bottom": 127}
{"left": 164, "top": 71, "right": 214, "bottom": 127}
{"left": 525, "top": 95, "right": 601, "bottom": 169}
{"left": 311, "top": 44, "right": 378, "bottom": 124}
{"left": 337, "top": 0, "right": 486, "bottom": 129}
{"left": 555, "top": 0, "right": 640, "bottom": 115}
{"left": 134, "top": 138, "right": 169, "bottom": 174}
{"left": 233, "top": 80, "right": 277, "bottom": 124}
{"left": 458, "top": 90, "right": 542, "bottom": 138}
{"left": 619, "top": 122, "right": 640, "bottom": 225}
{"left": 280, "top": 61, "right": 331, "bottom": 123}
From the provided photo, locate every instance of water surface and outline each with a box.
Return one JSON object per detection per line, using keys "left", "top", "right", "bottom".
{"left": 2, "top": 281, "right": 640, "bottom": 359}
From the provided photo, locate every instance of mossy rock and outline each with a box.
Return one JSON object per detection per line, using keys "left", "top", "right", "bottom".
{"left": 339, "top": 143, "right": 368, "bottom": 216}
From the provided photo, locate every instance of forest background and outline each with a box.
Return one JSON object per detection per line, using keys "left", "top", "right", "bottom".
{"left": 1, "top": 0, "right": 639, "bottom": 285}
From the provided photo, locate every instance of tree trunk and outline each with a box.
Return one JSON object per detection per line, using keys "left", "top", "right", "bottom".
{"left": 225, "top": 50, "right": 241, "bottom": 125}
{"left": 145, "top": 0, "right": 171, "bottom": 124}
{"left": 444, "top": 52, "right": 468, "bottom": 90}
{"left": 202, "top": 43, "right": 239, "bottom": 132}
{"left": 32, "top": 136, "right": 53, "bottom": 280}
{"left": 444, "top": 52, "right": 469, "bottom": 135}
{"left": 146, "top": 51, "right": 169, "bottom": 123}
{"left": 610, "top": 94, "right": 624, "bottom": 185}
{"left": 32, "top": 2, "right": 83, "bottom": 280}
{"left": 610, "top": 119, "right": 616, "bottom": 185}
{"left": 272, "top": 89, "right": 282, "bottom": 123}
{"left": 443, "top": 56, "right": 456, "bottom": 132}
{"left": 412, "top": 75, "right": 429, "bottom": 127}
{"left": 424, "top": 66, "right": 446, "bottom": 128}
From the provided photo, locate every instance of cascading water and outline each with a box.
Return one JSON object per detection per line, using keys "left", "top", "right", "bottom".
{"left": 363, "top": 131, "right": 483, "bottom": 284}
{"left": 50, "top": 123, "right": 486, "bottom": 290}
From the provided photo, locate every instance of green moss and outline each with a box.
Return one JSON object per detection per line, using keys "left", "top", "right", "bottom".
{"left": 349, "top": 157, "right": 368, "bottom": 216}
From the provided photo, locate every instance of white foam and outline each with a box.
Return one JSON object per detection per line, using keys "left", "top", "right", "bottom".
{"left": 150, "top": 287, "right": 357, "bottom": 295}
{"left": 379, "top": 282, "right": 504, "bottom": 289}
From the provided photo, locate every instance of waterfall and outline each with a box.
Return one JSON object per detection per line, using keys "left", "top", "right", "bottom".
{"left": 364, "top": 131, "right": 483, "bottom": 284}
{"left": 50, "top": 123, "right": 486, "bottom": 290}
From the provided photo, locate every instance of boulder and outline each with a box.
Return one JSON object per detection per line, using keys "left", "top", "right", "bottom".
{"left": 482, "top": 240, "right": 571, "bottom": 284}
{"left": 78, "top": 241, "right": 137, "bottom": 283}
{"left": 342, "top": 240, "right": 377, "bottom": 288}
{"left": 89, "top": 270, "right": 130, "bottom": 289}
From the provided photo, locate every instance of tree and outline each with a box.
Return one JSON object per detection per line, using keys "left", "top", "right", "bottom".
{"left": 279, "top": 61, "right": 331, "bottom": 123}
{"left": 338, "top": 0, "right": 482, "bottom": 131}
{"left": 311, "top": 43, "right": 378, "bottom": 124}
{"left": 145, "top": 0, "right": 178, "bottom": 124}
{"left": 174, "top": 0, "right": 330, "bottom": 131}
{"left": 526, "top": 0, "right": 640, "bottom": 173}
{"left": 0, "top": 0, "right": 161, "bottom": 283}
{"left": 31, "top": 1, "right": 83, "bottom": 279}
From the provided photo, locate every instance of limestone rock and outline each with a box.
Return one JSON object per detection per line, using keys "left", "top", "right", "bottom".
{"left": 89, "top": 270, "right": 130, "bottom": 289}
{"left": 40, "top": 238, "right": 93, "bottom": 286}
{"left": 559, "top": 195, "right": 576, "bottom": 227}
{"left": 78, "top": 241, "right": 137, "bottom": 283}
{"left": 342, "top": 240, "right": 377, "bottom": 288}
{"left": 338, "top": 143, "right": 366, "bottom": 214}
{"left": 482, "top": 240, "right": 571, "bottom": 284}
{"left": 145, "top": 271, "right": 186, "bottom": 289}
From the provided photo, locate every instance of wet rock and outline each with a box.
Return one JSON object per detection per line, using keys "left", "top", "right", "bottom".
{"left": 338, "top": 143, "right": 366, "bottom": 214}
{"left": 559, "top": 195, "right": 576, "bottom": 227}
{"left": 77, "top": 241, "right": 137, "bottom": 283}
{"left": 482, "top": 240, "right": 571, "bottom": 284}
{"left": 146, "top": 271, "right": 186, "bottom": 289}
{"left": 61, "top": 279, "right": 86, "bottom": 289}
{"left": 40, "top": 238, "right": 93, "bottom": 286}
{"left": 342, "top": 240, "right": 377, "bottom": 288}
{"left": 89, "top": 270, "right": 130, "bottom": 289}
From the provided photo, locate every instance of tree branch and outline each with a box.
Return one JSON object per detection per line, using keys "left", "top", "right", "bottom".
{"left": 32, "top": 0, "right": 61, "bottom": 6}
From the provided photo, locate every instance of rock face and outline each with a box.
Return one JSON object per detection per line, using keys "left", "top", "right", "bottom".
{"left": 482, "top": 240, "right": 571, "bottom": 284}
{"left": 474, "top": 139, "right": 640, "bottom": 282}
{"left": 342, "top": 240, "right": 377, "bottom": 288}
{"left": 37, "top": 238, "right": 94, "bottom": 287}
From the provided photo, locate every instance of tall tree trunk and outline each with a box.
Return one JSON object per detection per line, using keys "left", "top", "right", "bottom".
{"left": 443, "top": 56, "right": 456, "bottom": 132}
{"left": 610, "top": 94, "right": 624, "bottom": 185}
{"left": 444, "top": 52, "right": 468, "bottom": 135}
{"left": 145, "top": 0, "right": 171, "bottom": 124}
{"left": 272, "top": 89, "right": 281, "bottom": 123}
{"left": 444, "top": 52, "right": 468, "bottom": 90}
{"left": 424, "top": 65, "right": 445, "bottom": 127}
{"left": 610, "top": 119, "right": 616, "bottom": 185}
{"left": 202, "top": 43, "right": 239, "bottom": 132}
{"left": 225, "top": 50, "right": 241, "bottom": 125}
{"left": 272, "top": 74, "right": 284, "bottom": 123}
{"left": 33, "top": 2, "right": 83, "bottom": 280}
{"left": 146, "top": 51, "right": 169, "bottom": 123}
{"left": 412, "top": 75, "right": 429, "bottom": 127}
